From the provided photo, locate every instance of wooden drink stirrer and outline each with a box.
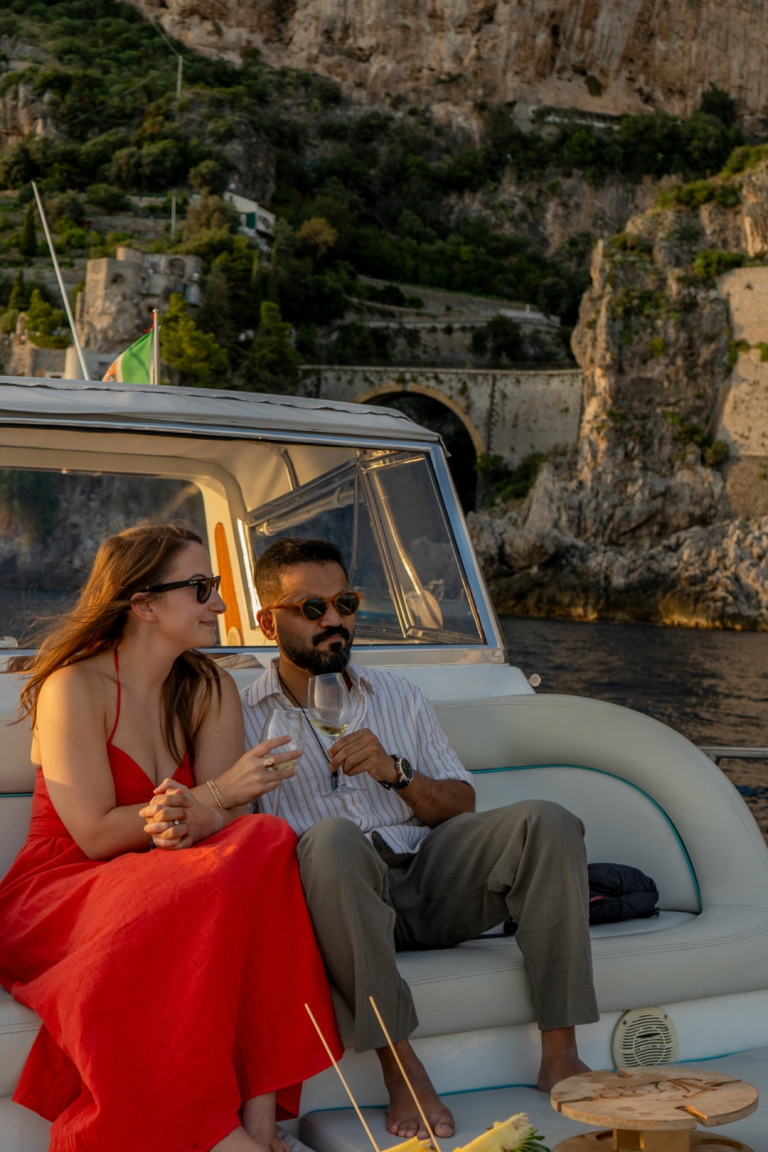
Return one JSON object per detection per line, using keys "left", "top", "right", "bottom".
{"left": 305, "top": 1003, "right": 382, "bottom": 1152}
{"left": 369, "top": 995, "right": 444, "bottom": 1152}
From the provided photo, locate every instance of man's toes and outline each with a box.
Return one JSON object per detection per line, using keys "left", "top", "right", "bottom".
{"left": 387, "top": 1118, "right": 419, "bottom": 1139}
{"left": 433, "top": 1118, "right": 455, "bottom": 1138}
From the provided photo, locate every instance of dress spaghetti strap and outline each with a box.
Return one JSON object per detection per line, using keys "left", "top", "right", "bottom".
{"left": 107, "top": 649, "right": 121, "bottom": 746}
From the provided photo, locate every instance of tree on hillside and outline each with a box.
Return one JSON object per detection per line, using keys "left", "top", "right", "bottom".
{"left": 25, "top": 290, "right": 69, "bottom": 349}
{"left": 295, "top": 217, "right": 338, "bottom": 259}
{"left": 159, "top": 294, "right": 230, "bottom": 388}
{"left": 240, "top": 302, "right": 302, "bottom": 393}
{"left": 19, "top": 205, "right": 37, "bottom": 262}
{"left": 182, "top": 192, "right": 239, "bottom": 241}
{"left": 8, "top": 271, "right": 28, "bottom": 312}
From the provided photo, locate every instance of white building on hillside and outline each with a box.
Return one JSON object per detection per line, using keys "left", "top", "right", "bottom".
{"left": 223, "top": 192, "right": 275, "bottom": 250}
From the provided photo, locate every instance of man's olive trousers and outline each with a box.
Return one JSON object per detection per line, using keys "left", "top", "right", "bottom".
{"left": 296, "top": 800, "right": 598, "bottom": 1052}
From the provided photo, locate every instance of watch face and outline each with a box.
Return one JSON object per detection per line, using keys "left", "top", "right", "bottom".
{"left": 397, "top": 757, "right": 413, "bottom": 783}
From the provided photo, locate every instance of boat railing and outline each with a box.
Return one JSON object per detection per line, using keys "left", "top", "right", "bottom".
{"left": 700, "top": 746, "right": 768, "bottom": 764}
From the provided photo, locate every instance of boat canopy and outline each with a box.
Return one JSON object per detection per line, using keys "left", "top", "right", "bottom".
{"left": 0, "top": 377, "right": 442, "bottom": 444}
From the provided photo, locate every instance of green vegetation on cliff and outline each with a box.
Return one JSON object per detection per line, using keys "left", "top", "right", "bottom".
{"left": 0, "top": 0, "right": 759, "bottom": 389}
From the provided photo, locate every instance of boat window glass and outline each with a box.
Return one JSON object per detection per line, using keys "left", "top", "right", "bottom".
{"left": 244, "top": 449, "right": 484, "bottom": 646}
{"left": 0, "top": 468, "right": 207, "bottom": 649}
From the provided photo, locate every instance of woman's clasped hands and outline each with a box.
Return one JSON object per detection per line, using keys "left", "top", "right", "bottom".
{"left": 139, "top": 736, "right": 300, "bottom": 849}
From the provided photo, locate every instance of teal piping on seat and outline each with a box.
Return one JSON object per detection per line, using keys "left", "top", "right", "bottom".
{"left": 471, "top": 763, "right": 701, "bottom": 910}
{"left": 0, "top": 792, "right": 33, "bottom": 798}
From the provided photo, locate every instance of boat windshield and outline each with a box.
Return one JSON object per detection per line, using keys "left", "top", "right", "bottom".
{"left": 244, "top": 449, "right": 484, "bottom": 646}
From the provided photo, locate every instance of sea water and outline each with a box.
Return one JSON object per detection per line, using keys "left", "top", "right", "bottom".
{"left": 502, "top": 615, "right": 768, "bottom": 747}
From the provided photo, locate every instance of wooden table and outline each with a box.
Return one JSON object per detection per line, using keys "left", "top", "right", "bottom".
{"left": 550, "top": 1066, "right": 758, "bottom": 1151}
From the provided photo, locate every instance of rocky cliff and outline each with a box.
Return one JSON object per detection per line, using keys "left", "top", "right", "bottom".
{"left": 126, "top": 0, "right": 768, "bottom": 129}
{"left": 468, "top": 159, "right": 768, "bottom": 629}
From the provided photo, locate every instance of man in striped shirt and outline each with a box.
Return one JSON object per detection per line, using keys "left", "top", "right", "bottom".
{"left": 241, "top": 538, "right": 597, "bottom": 1141}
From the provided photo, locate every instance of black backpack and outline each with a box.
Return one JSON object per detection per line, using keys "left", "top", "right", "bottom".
{"left": 587, "top": 862, "right": 659, "bottom": 924}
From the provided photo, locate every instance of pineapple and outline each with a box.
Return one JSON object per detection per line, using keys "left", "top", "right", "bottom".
{"left": 381, "top": 1140, "right": 433, "bottom": 1152}
{"left": 453, "top": 1114, "right": 550, "bottom": 1152}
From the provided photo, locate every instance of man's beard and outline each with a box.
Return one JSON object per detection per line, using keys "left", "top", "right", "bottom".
{"left": 276, "top": 622, "right": 353, "bottom": 675}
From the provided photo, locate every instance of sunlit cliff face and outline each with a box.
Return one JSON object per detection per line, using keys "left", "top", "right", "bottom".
{"left": 126, "top": 0, "right": 768, "bottom": 131}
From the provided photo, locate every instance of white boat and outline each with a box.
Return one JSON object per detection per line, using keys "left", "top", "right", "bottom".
{"left": 0, "top": 376, "right": 767, "bottom": 1151}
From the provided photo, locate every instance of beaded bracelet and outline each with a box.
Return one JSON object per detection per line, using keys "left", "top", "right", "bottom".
{"left": 206, "top": 778, "right": 229, "bottom": 810}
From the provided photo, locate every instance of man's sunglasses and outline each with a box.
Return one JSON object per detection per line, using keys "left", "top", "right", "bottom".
{"left": 267, "top": 591, "right": 363, "bottom": 621}
{"left": 142, "top": 575, "right": 222, "bottom": 603}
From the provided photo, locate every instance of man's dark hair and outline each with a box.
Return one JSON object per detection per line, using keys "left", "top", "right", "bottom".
{"left": 254, "top": 537, "right": 348, "bottom": 605}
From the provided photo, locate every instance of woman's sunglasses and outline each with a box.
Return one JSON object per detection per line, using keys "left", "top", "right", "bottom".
{"left": 267, "top": 591, "right": 362, "bottom": 621}
{"left": 143, "top": 575, "right": 222, "bottom": 603}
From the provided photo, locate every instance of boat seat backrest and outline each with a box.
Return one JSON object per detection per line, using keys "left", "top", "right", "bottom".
{"left": 472, "top": 765, "right": 700, "bottom": 912}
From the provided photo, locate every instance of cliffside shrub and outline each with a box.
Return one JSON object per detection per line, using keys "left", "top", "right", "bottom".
{"left": 608, "top": 232, "right": 652, "bottom": 256}
{"left": 727, "top": 339, "right": 750, "bottom": 370}
{"left": 663, "top": 410, "right": 729, "bottom": 467}
{"left": 657, "top": 180, "right": 740, "bottom": 210}
{"left": 475, "top": 451, "right": 544, "bottom": 504}
{"left": 692, "top": 249, "right": 752, "bottom": 283}
{"left": 721, "top": 143, "right": 768, "bottom": 176}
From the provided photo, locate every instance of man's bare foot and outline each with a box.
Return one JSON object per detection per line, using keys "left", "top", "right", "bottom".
{"left": 376, "top": 1039, "right": 455, "bottom": 1140}
{"left": 536, "top": 1025, "right": 591, "bottom": 1093}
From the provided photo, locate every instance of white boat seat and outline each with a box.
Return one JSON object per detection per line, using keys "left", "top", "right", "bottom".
{"left": 3, "top": 691, "right": 768, "bottom": 1141}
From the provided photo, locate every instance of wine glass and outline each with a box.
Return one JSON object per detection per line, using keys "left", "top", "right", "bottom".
{"left": 307, "top": 673, "right": 352, "bottom": 789}
{"left": 263, "top": 709, "right": 302, "bottom": 771}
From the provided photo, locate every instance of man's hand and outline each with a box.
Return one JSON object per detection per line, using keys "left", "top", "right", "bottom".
{"left": 329, "top": 728, "right": 474, "bottom": 827}
{"left": 329, "top": 727, "right": 398, "bottom": 785}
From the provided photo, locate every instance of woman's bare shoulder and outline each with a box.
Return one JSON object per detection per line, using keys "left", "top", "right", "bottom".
{"left": 39, "top": 652, "right": 115, "bottom": 707}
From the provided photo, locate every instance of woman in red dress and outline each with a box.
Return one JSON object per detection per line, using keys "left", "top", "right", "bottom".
{"left": 0, "top": 523, "right": 342, "bottom": 1152}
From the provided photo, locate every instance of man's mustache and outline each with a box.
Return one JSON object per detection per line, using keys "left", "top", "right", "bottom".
{"left": 313, "top": 626, "right": 351, "bottom": 647}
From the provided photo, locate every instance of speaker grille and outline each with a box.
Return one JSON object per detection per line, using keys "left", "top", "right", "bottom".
{"left": 611, "top": 1007, "right": 678, "bottom": 1067}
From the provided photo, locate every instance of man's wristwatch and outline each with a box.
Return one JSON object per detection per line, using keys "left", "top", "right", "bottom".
{"left": 380, "top": 755, "right": 415, "bottom": 790}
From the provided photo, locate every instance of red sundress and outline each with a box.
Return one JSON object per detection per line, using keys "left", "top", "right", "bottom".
{"left": 0, "top": 684, "right": 341, "bottom": 1151}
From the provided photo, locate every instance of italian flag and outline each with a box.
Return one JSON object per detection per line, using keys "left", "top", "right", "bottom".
{"left": 102, "top": 328, "right": 155, "bottom": 384}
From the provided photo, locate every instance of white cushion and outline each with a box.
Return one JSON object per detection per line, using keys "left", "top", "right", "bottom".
{"left": 0, "top": 798, "right": 32, "bottom": 882}
{"left": 0, "top": 990, "right": 40, "bottom": 1099}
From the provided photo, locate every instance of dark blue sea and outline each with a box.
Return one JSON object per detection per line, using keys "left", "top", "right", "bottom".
{"left": 501, "top": 616, "right": 768, "bottom": 748}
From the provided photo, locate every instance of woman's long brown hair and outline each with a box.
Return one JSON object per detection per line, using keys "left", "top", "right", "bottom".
{"left": 20, "top": 523, "right": 221, "bottom": 765}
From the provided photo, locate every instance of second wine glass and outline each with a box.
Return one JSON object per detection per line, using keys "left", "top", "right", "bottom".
{"left": 263, "top": 709, "right": 302, "bottom": 770}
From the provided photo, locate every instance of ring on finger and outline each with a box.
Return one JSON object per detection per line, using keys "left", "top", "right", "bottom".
{"left": 263, "top": 756, "right": 276, "bottom": 769}
{"left": 173, "top": 819, "right": 181, "bottom": 826}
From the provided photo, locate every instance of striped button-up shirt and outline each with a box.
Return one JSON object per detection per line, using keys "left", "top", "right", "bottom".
{"left": 241, "top": 660, "right": 475, "bottom": 854}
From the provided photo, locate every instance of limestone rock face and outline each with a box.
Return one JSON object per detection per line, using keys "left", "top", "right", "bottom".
{"left": 467, "top": 172, "right": 661, "bottom": 258}
{"left": 470, "top": 511, "right": 768, "bottom": 629}
{"left": 126, "top": 0, "right": 768, "bottom": 127}
{"left": 0, "top": 82, "right": 54, "bottom": 148}
{"left": 470, "top": 161, "right": 768, "bottom": 628}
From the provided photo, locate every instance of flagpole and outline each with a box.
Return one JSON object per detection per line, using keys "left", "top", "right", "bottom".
{"left": 152, "top": 308, "right": 160, "bottom": 385}
{"left": 31, "top": 181, "right": 90, "bottom": 381}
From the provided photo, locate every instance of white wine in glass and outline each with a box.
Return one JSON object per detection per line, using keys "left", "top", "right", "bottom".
{"left": 307, "top": 674, "right": 352, "bottom": 787}
{"left": 263, "top": 710, "right": 302, "bottom": 770}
